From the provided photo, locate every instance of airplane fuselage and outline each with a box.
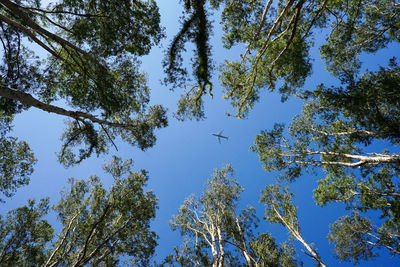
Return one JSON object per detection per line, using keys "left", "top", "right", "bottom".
{"left": 212, "top": 134, "right": 228, "bottom": 139}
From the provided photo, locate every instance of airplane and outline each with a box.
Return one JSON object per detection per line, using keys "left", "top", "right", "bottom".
{"left": 212, "top": 130, "right": 229, "bottom": 143}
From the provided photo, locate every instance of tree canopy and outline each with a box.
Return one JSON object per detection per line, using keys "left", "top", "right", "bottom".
{"left": 0, "top": 156, "right": 158, "bottom": 266}
{"left": 0, "top": 0, "right": 400, "bottom": 265}
{"left": 0, "top": 0, "right": 168, "bottom": 191}
{"left": 166, "top": 165, "right": 300, "bottom": 267}
{"left": 250, "top": 58, "right": 400, "bottom": 261}
{"left": 165, "top": 0, "right": 399, "bottom": 119}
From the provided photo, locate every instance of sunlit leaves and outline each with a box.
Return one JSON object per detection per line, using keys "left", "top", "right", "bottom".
{"left": 328, "top": 212, "right": 400, "bottom": 264}
{"left": 48, "top": 156, "right": 158, "bottom": 266}
{"left": 0, "top": 136, "right": 36, "bottom": 200}
{"left": 0, "top": 0, "right": 168, "bottom": 167}
{"left": 0, "top": 198, "right": 53, "bottom": 266}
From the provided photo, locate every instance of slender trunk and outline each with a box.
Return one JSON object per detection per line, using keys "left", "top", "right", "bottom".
{"left": 210, "top": 228, "right": 219, "bottom": 267}
{"left": 216, "top": 226, "right": 225, "bottom": 267}
{"left": 291, "top": 149, "right": 400, "bottom": 167}
{"left": 273, "top": 206, "right": 326, "bottom": 267}
{"left": 44, "top": 213, "right": 79, "bottom": 267}
{"left": 294, "top": 232, "right": 326, "bottom": 267}
{"left": 235, "top": 217, "right": 258, "bottom": 267}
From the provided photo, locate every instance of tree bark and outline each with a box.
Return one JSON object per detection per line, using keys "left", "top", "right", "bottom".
{"left": 210, "top": 225, "right": 219, "bottom": 267}
{"left": 273, "top": 206, "right": 326, "bottom": 267}
{"left": 216, "top": 226, "right": 225, "bottom": 267}
{"left": 287, "top": 149, "right": 400, "bottom": 167}
{"left": 236, "top": 217, "right": 258, "bottom": 267}
{"left": 0, "top": 85, "right": 132, "bottom": 129}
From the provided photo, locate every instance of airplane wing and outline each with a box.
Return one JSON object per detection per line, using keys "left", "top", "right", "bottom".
{"left": 218, "top": 130, "right": 224, "bottom": 135}
{"left": 217, "top": 136, "right": 221, "bottom": 144}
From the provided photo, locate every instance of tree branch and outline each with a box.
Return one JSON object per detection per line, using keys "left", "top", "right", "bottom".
{"left": 73, "top": 205, "right": 110, "bottom": 267}
{"left": 241, "top": 0, "right": 273, "bottom": 62}
{"left": 0, "top": 0, "right": 93, "bottom": 60}
{"left": 272, "top": 205, "right": 326, "bottom": 267}
{"left": 44, "top": 213, "right": 79, "bottom": 267}
{"left": 0, "top": 85, "right": 136, "bottom": 129}
{"left": 0, "top": 12, "right": 63, "bottom": 61}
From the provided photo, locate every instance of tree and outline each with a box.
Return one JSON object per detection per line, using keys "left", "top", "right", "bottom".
{"left": 251, "top": 60, "right": 400, "bottom": 262}
{"left": 166, "top": 0, "right": 400, "bottom": 118}
{"left": 163, "top": 0, "right": 214, "bottom": 121}
{"left": 0, "top": 133, "right": 36, "bottom": 200}
{"left": 328, "top": 212, "right": 400, "bottom": 264}
{"left": 261, "top": 184, "right": 326, "bottom": 267}
{"left": 0, "top": 156, "right": 158, "bottom": 266}
{"left": 0, "top": 0, "right": 168, "bottom": 174}
{"left": 0, "top": 198, "right": 53, "bottom": 266}
{"left": 167, "top": 165, "right": 299, "bottom": 267}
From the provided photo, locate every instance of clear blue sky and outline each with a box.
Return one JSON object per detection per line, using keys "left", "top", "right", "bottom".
{"left": 1, "top": 1, "right": 399, "bottom": 266}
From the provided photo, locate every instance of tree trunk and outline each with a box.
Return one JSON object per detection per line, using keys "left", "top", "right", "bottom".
{"left": 210, "top": 230, "right": 219, "bottom": 267}
{"left": 273, "top": 206, "right": 326, "bottom": 267}
{"left": 235, "top": 217, "right": 258, "bottom": 267}
{"left": 216, "top": 226, "right": 225, "bottom": 267}
{"left": 0, "top": 85, "right": 130, "bottom": 128}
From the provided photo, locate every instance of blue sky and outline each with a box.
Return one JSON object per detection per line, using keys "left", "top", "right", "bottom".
{"left": 1, "top": 0, "right": 400, "bottom": 266}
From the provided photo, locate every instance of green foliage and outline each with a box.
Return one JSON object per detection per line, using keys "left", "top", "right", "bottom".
{"left": 0, "top": 157, "right": 158, "bottom": 266}
{"left": 0, "top": 198, "right": 53, "bottom": 266}
{"left": 312, "top": 58, "right": 400, "bottom": 142}
{"left": 47, "top": 156, "right": 158, "bottom": 266}
{"left": 167, "top": 0, "right": 400, "bottom": 118}
{"left": 0, "top": 135, "right": 36, "bottom": 200}
{"left": 261, "top": 185, "right": 299, "bottom": 230}
{"left": 168, "top": 165, "right": 299, "bottom": 266}
{"left": 328, "top": 212, "right": 400, "bottom": 264}
{"left": 163, "top": 0, "right": 214, "bottom": 121}
{"left": 162, "top": 238, "right": 213, "bottom": 266}
{"left": 169, "top": 164, "right": 242, "bottom": 243}
{"left": 249, "top": 233, "right": 300, "bottom": 267}
{"left": 320, "top": 0, "right": 400, "bottom": 76}
{"left": 51, "top": 0, "right": 164, "bottom": 57}
{"left": 252, "top": 58, "right": 400, "bottom": 261}
{"left": 0, "top": 0, "right": 168, "bottom": 168}
{"left": 261, "top": 184, "right": 325, "bottom": 266}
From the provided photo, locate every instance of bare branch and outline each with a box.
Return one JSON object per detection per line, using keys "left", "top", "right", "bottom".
{"left": 0, "top": 85, "right": 137, "bottom": 129}
{"left": 44, "top": 213, "right": 79, "bottom": 267}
